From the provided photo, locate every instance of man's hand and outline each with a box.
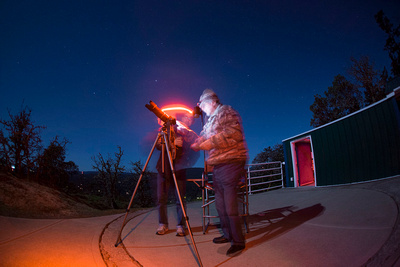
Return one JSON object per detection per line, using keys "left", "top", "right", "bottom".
{"left": 191, "top": 138, "right": 213, "bottom": 151}
{"left": 199, "top": 139, "right": 213, "bottom": 150}
{"left": 174, "top": 136, "right": 183, "bottom": 147}
{"left": 190, "top": 137, "right": 204, "bottom": 151}
{"left": 190, "top": 142, "right": 200, "bottom": 151}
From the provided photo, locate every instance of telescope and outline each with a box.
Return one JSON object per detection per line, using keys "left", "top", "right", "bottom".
{"left": 117, "top": 101, "right": 203, "bottom": 266}
{"left": 145, "top": 101, "right": 176, "bottom": 125}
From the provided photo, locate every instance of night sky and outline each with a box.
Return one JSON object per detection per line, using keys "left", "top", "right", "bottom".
{"left": 1, "top": 0, "right": 399, "bottom": 171}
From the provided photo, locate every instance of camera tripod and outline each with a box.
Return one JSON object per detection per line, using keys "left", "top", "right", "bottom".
{"left": 114, "top": 120, "right": 203, "bottom": 267}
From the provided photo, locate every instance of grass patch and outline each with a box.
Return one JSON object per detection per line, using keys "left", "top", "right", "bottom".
{"left": 0, "top": 171, "right": 127, "bottom": 219}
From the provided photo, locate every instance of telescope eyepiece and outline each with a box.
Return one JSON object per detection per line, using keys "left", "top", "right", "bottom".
{"left": 193, "top": 106, "right": 202, "bottom": 118}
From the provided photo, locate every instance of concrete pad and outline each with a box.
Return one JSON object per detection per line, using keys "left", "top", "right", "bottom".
{"left": 0, "top": 183, "right": 398, "bottom": 267}
{"left": 0, "top": 215, "right": 120, "bottom": 267}
{"left": 118, "top": 186, "right": 397, "bottom": 267}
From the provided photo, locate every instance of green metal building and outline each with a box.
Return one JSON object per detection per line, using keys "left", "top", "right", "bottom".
{"left": 282, "top": 86, "right": 400, "bottom": 187}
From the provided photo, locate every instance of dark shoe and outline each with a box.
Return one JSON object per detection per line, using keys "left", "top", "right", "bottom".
{"left": 213, "top": 236, "right": 230, "bottom": 244}
{"left": 226, "top": 245, "right": 245, "bottom": 257}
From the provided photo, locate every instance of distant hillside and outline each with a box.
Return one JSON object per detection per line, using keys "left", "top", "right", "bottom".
{"left": 69, "top": 168, "right": 204, "bottom": 184}
{"left": 0, "top": 168, "right": 205, "bottom": 219}
{"left": 0, "top": 171, "right": 122, "bottom": 219}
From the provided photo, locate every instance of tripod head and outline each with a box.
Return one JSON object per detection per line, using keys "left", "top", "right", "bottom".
{"left": 159, "top": 118, "right": 177, "bottom": 161}
{"left": 146, "top": 100, "right": 181, "bottom": 161}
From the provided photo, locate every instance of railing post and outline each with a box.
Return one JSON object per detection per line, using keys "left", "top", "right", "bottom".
{"left": 280, "top": 162, "right": 284, "bottom": 188}
{"left": 247, "top": 165, "right": 251, "bottom": 195}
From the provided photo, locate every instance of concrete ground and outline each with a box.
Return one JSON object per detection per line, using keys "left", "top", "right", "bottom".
{"left": 1, "top": 176, "right": 400, "bottom": 267}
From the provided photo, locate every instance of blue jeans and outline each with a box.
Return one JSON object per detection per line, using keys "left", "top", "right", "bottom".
{"left": 213, "top": 161, "right": 245, "bottom": 246}
{"left": 157, "top": 168, "right": 186, "bottom": 227}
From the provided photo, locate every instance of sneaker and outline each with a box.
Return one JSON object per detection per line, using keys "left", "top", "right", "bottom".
{"left": 226, "top": 245, "right": 245, "bottom": 257}
{"left": 212, "top": 235, "right": 230, "bottom": 244}
{"left": 176, "top": 225, "right": 186, "bottom": 236}
{"left": 156, "top": 224, "right": 168, "bottom": 235}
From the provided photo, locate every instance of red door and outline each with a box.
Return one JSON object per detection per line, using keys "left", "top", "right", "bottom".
{"left": 295, "top": 141, "right": 315, "bottom": 186}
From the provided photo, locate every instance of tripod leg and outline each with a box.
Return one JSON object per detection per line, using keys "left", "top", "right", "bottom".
{"left": 163, "top": 134, "right": 203, "bottom": 267}
{"left": 114, "top": 133, "right": 160, "bottom": 247}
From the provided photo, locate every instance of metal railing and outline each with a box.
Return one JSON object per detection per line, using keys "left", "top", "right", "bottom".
{"left": 196, "top": 161, "right": 285, "bottom": 233}
{"left": 245, "top": 161, "right": 285, "bottom": 195}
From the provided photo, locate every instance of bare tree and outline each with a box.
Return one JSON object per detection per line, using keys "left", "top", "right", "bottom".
{"left": 375, "top": 10, "right": 400, "bottom": 77}
{"left": 348, "top": 56, "right": 387, "bottom": 106}
{"left": 92, "top": 146, "right": 125, "bottom": 209}
{"left": 129, "top": 160, "right": 155, "bottom": 207}
{"left": 0, "top": 106, "right": 45, "bottom": 177}
{"left": 36, "top": 136, "right": 79, "bottom": 188}
{"left": 310, "top": 75, "right": 362, "bottom": 127}
{"left": 0, "top": 129, "right": 11, "bottom": 171}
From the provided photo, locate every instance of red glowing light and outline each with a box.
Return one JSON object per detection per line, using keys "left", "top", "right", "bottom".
{"left": 156, "top": 104, "right": 194, "bottom": 126}
{"left": 161, "top": 105, "right": 193, "bottom": 115}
